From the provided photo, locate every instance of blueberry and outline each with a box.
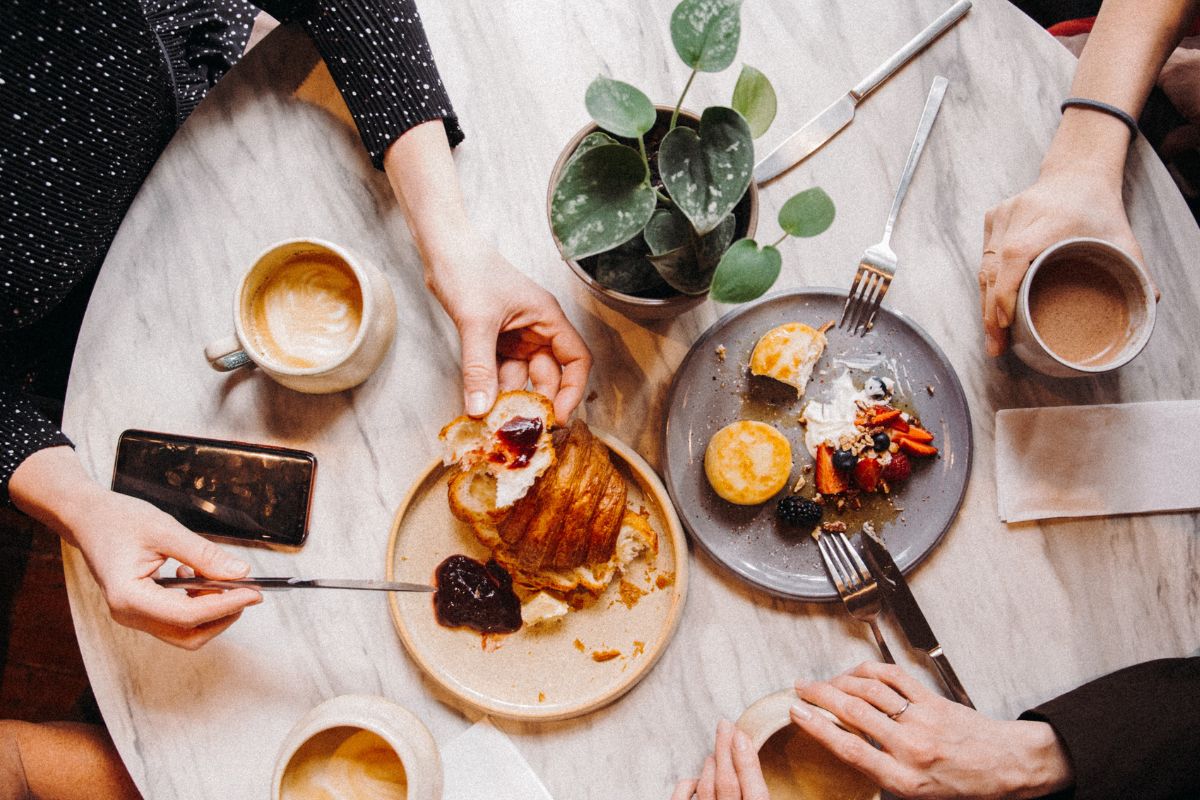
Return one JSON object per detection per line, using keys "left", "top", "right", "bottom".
{"left": 777, "top": 496, "right": 823, "bottom": 528}
{"left": 832, "top": 449, "right": 858, "bottom": 471}
{"left": 872, "top": 432, "right": 890, "bottom": 452}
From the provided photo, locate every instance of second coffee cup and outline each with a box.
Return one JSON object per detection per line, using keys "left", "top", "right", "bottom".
{"left": 1009, "top": 237, "right": 1156, "bottom": 378}
{"left": 205, "top": 238, "right": 397, "bottom": 393}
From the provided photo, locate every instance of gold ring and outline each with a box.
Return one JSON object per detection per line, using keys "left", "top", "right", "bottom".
{"left": 983, "top": 248, "right": 998, "bottom": 255}
{"left": 887, "top": 698, "right": 910, "bottom": 720}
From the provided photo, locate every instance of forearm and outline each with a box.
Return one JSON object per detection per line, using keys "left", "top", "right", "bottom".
{"left": 9, "top": 445, "right": 106, "bottom": 549}
{"left": 382, "top": 120, "right": 473, "bottom": 284}
{"left": 1045, "top": 0, "right": 1199, "bottom": 182}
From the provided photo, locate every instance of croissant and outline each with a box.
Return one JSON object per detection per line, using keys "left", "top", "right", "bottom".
{"left": 497, "top": 420, "right": 626, "bottom": 572}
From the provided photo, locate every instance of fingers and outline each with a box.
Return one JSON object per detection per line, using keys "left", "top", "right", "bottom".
{"left": 789, "top": 701, "right": 897, "bottom": 786}
{"left": 671, "top": 779, "right": 698, "bottom": 800}
{"left": 849, "top": 661, "right": 938, "bottom": 703}
{"left": 498, "top": 358, "right": 529, "bottom": 393}
{"left": 830, "top": 674, "right": 908, "bottom": 717}
{"left": 458, "top": 318, "right": 500, "bottom": 416}
{"left": 544, "top": 308, "right": 592, "bottom": 423}
{"left": 119, "top": 580, "right": 261, "bottom": 631}
{"left": 162, "top": 527, "right": 249, "bottom": 581}
{"left": 527, "top": 348, "right": 562, "bottom": 402}
{"left": 713, "top": 720, "right": 738, "bottom": 798}
{"left": 141, "top": 610, "right": 245, "bottom": 651}
{"left": 731, "top": 728, "right": 769, "bottom": 800}
{"left": 696, "top": 756, "right": 716, "bottom": 800}
{"left": 796, "top": 679, "right": 901, "bottom": 750}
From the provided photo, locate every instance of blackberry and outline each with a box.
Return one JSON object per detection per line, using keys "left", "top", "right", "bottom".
{"left": 777, "top": 496, "right": 823, "bottom": 528}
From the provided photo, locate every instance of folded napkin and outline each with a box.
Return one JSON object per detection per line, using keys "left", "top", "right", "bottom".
{"left": 441, "top": 718, "right": 554, "bottom": 800}
{"left": 995, "top": 400, "right": 1200, "bottom": 522}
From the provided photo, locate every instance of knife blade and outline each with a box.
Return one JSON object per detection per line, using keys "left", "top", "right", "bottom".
{"left": 752, "top": 0, "right": 971, "bottom": 184}
{"left": 155, "top": 577, "right": 435, "bottom": 593}
{"left": 859, "top": 530, "right": 975, "bottom": 708}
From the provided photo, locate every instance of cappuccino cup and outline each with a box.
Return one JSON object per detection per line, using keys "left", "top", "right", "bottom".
{"left": 205, "top": 238, "right": 397, "bottom": 393}
{"left": 1010, "top": 237, "right": 1156, "bottom": 378}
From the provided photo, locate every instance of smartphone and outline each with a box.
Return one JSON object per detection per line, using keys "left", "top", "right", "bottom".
{"left": 111, "top": 430, "right": 316, "bottom": 547}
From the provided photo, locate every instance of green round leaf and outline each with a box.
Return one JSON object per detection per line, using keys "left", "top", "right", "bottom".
{"left": 658, "top": 106, "right": 753, "bottom": 234}
{"left": 647, "top": 211, "right": 736, "bottom": 294}
{"left": 731, "top": 65, "right": 777, "bottom": 139}
{"left": 644, "top": 208, "right": 691, "bottom": 255}
{"left": 670, "top": 0, "right": 743, "bottom": 72}
{"left": 551, "top": 143, "right": 656, "bottom": 261}
{"left": 709, "top": 239, "right": 782, "bottom": 303}
{"left": 585, "top": 76, "right": 657, "bottom": 139}
{"left": 570, "top": 131, "right": 619, "bottom": 165}
{"left": 778, "top": 187, "right": 836, "bottom": 238}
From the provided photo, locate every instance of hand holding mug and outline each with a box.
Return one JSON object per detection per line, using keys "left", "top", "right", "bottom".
{"left": 790, "top": 662, "right": 1073, "bottom": 800}
{"left": 979, "top": 164, "right": 1144, "bottom": 357}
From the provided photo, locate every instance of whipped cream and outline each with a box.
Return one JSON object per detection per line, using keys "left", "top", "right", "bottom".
{"left": 801, "top": 372, "right": 862, "bottom": 458}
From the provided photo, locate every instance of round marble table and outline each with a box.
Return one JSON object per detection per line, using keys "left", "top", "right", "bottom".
{"left": 63, "top": 1, "right": 1200, "bottom": 797}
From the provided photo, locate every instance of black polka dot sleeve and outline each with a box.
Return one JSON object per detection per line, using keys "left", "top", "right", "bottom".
{"left": 0, "top": 391, "right": 72, "bottom": 505}
{"left": 256, "top": 0, "right": 464, "bottom": 168}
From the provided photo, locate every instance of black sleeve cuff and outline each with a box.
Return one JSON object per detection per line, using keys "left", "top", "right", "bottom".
{"left": 1019, "top": 657, "right": 1200, "bottom": 800}
{"left": 1, "top": 391, "right": 73, "bottom": 507}
{"left": 269, "top": 0, "right": 464, "bottom": 169}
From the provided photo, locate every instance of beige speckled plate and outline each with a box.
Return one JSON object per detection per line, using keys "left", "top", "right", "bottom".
{"left": 385, "top": 431, "right": 688, "bottom": 721}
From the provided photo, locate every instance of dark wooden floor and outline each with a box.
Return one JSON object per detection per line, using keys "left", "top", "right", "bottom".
{"left": 0, "top": 509, "right": 92, "bottom": 723}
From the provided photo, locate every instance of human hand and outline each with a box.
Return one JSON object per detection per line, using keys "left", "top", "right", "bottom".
{"left": 71, "top": 488, "right": 262, "bottom": 649}
{"left": 671, "top": 719, "right": 768, "bottom": 800}
{"left": 789, "top": 662, "right": 1072, "bottom": 800}
{"left": 424, "top": 229, "right": 592, "bottom": 421}
{"left": 979, "top": 164, "right": 1143, "bottom": 357}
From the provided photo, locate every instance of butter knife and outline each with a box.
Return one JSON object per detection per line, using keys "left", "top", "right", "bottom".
{"left": 155, "top": 577, "right": 435, "bottom": 593}
{"left": 753, "top": 0, "right": 971, "bottom": 184}
{"left": 859, "top": 531, "right": 975, "bottom": 708}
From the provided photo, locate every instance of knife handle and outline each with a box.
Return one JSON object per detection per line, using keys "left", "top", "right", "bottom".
{"left": 850, "top": 0, "right": 971, "bottom": 102}
{"left": 929, "top": 647, "right": 975, "bottom": 709}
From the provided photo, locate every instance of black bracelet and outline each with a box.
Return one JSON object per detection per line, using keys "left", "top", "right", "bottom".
{"left": 1060, "top": 97, "right": 1138, "bottom": 138}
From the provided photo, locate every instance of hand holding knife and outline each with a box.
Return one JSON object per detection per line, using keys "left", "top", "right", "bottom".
{"left": 860, "top": 530, "right": 975, "bottom": 708}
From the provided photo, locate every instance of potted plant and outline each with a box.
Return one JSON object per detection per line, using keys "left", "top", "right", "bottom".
{"left": 547, "top": 0, "right": 836, "bottom": 320}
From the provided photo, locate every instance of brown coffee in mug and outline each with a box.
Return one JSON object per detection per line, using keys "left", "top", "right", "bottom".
{"left": 1011, "top": 238, "right": 1156, "bottom": 378}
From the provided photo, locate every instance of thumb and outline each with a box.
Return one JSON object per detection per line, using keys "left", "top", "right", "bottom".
{"left": 164, "top": 528, "right": 250, "bottom": 580}
{"left": 459, "top": 318, "right": 499, "bottom": 417}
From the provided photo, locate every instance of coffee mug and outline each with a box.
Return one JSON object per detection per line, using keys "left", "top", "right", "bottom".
{"left": 205, "top": 238, "right": 397, "bottom": 394}
{"left": 1009, "top": 237, "right": 1156, "bottom": 378}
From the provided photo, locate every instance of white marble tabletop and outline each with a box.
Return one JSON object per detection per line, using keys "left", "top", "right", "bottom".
{"left": 62, "top": 1, "right": 1200, "bottom": 797}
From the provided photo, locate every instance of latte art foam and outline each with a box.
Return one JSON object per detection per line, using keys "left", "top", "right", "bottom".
{"left": 248, "top": 254, "right": 363, "bottom": 369}
{"left": 280, "top": 729, "right": 408, "bottom": 800}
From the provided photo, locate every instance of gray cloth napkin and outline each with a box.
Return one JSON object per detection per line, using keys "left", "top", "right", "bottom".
{"left": 995, "top": 400, "right": 1200, "bottom": 522}
{"left": 442, "top": 718, "right": 553, "bottom": 800}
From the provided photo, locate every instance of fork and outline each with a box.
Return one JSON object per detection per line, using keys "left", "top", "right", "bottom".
{"left": 839, "top": 75, "right": 949, "bottom": 335}
{"left": 815, "top": 530, "right": 895, "bottom": 663}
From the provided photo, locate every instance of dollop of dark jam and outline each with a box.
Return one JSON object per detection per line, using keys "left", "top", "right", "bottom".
{"left": 433, "top": 555, "right": 522, "bottom": 634}
{"left": 494, "top": 416, "right": 543, "bottom": 468}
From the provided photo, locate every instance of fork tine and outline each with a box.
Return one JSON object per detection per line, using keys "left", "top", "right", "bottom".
{"left": 838, "top": 267, "right": 866, "bottom": 329}
{"left": 861, "top": 276, "right": 892, "bottom": 335}
{"left": 828, "top": 532, "right": 863, "bottom": 591}
{"left": 853, "top": 275, "right": 883, "bottom": 336}
{"left": 837, "top": 532, "right": 872, "bottom": 584}
{"left": 815, "top": 533, "right": 850, "bottom": 594}
{"left": 847, "top": 272, "right": 878, "bottom": 334}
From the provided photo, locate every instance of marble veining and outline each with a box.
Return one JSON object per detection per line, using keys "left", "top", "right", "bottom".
{"left": 62, "top": 1, "right": 1200, "bottom": 798}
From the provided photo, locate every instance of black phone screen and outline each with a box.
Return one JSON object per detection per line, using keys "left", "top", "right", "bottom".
{"left": 111, "top": 430, "right": 316, "bottom": 547}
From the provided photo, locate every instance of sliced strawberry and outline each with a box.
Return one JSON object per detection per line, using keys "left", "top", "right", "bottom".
{"left": 881, "top": 451, "right": 912, "bottom": 482}
{"left": 899, "top": 438, "right": 938, "bottom": 458}
{"left": 901, "top": 426, "right": 935, "bottom": 443}
{"left": 853, "top": 457, "right": 881, "bottom": 492}
{"left": 815, "top": 444, "right": 850, "bottom": 495}
{"left": 888, "top": 416, "right": 910, "bottom": 433}
{"left": 870, "top": 409, "right": 902, "bottom": 426}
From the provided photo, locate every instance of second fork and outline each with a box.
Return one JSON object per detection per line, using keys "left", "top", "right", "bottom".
{"left": 839, "top": 75, "right": 950, "bottom": 335}
{"left": 815, "top": 530, "right": 895, "bottom": 664}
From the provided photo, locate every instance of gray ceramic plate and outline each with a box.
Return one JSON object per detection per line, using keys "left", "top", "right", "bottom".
{"left": 662, "top": 288, "right": 973, "bottom": 601}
